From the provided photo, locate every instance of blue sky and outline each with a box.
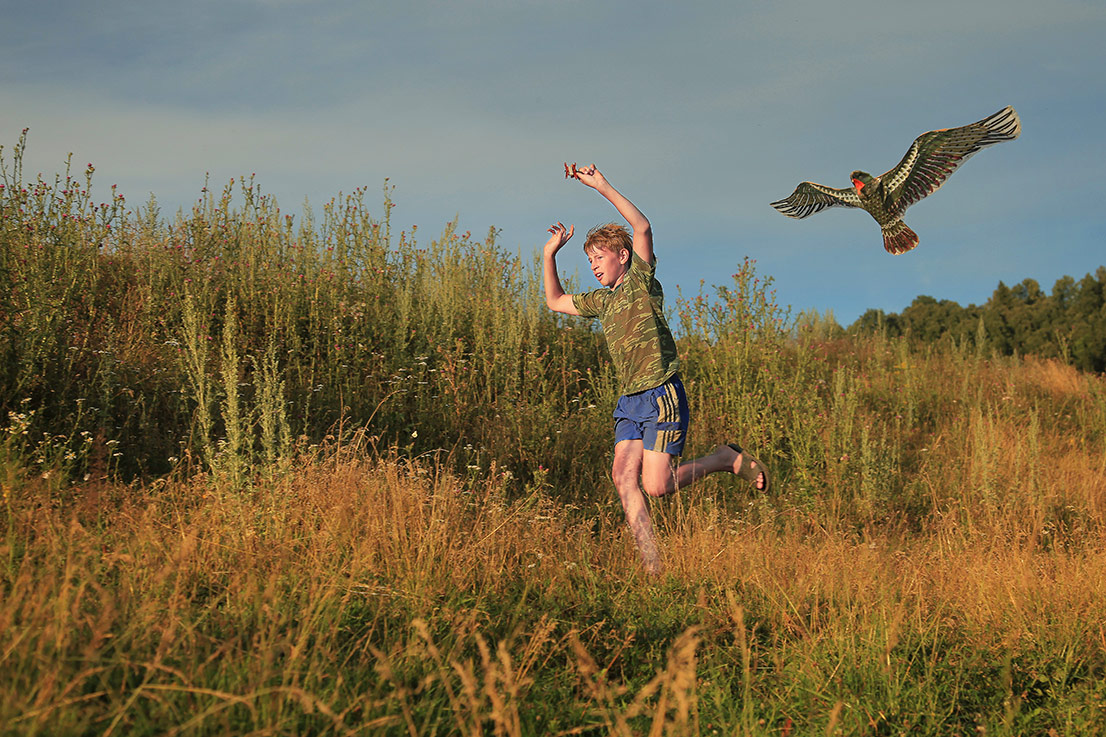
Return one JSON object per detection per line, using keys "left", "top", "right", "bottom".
{"left": 3, "top": 0, "right": 1104, "bottom": 325}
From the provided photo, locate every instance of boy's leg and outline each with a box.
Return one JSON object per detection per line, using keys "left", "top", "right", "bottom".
{"left": 640, "top": 444, "right": 767, "bottom": 497}
{"left": 611, "top": 438, "right": 661, "bottom": 574}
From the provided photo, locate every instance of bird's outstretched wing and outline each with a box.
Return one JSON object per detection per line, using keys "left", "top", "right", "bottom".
{"left": 770, "top": 182, "right": 861, "bottom": 219}
{"left": 881, "top": 105, "right": 1020, "bottom": 216}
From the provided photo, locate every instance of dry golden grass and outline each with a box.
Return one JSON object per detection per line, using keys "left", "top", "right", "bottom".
{"left": 1021, "top": 356, "right": 1095, "bottom": 400}
{"left": 5, "top": 423, "right": 1106, "bottom": 734}
{"left": 5, "top": 321, "right": 1106, "bottom": 733}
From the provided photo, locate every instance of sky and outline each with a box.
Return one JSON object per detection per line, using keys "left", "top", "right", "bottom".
{"left": 3, "top": 0, "right": 1104, "bottom": 326}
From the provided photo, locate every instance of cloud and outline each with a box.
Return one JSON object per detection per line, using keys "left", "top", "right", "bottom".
{"left": 3, "top": 0, "right": 1104, "bottom": 326}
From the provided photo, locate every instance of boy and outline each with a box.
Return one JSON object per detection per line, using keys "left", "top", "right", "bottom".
{"left": 543, "top": 163, "right": 769, "bottom": 574}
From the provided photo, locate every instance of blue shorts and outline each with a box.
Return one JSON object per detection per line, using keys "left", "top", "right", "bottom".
{"left": 613, "top": 374, "right": 689, "bottom": 456}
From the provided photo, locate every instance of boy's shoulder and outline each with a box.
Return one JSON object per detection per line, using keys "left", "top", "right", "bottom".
{"left": 631, "top": 250, "right": 656, "bottom": 272}
{"left": 627, "top": 252, "right": 661, "bottom": 291}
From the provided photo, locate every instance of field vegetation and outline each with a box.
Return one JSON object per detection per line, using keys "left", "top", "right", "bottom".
{"left": 3, "top": 131, "right": 1106, "bottom": 735}
{"left": 850, "top": 274, "right": 1106, "bottom": 374}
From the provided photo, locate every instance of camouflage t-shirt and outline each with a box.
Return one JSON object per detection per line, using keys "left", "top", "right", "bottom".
{"left": 572, "top": 252, "right": 680, "bottom": 396}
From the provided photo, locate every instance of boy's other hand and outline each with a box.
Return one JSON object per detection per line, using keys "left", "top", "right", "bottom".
{"left": 544, "top": 222, "right": 574, "bottom": 254}
{"left": 564, "top": 162, "right": 607, "bottom": 190}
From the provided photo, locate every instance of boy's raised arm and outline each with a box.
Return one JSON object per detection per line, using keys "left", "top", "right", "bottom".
{"left": 566, "top": 163, "right": 654, "bottom": 263}
{"left": 542, "top": 222, "right": 580, "bottom": 315}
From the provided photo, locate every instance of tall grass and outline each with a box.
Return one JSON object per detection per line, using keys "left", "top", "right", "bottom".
{"left": 1, "top": 130, "right": 608, "bottom": 491}
{"left": 3, "top": 134, "right": 1106, "bottom": 734}
{"left": 4, "top": 431, "right": 1105, "bottom": 735}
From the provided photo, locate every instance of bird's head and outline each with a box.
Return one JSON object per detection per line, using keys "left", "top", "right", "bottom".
{"left": 850, "top": 171, "right": 873, "bottom": 195}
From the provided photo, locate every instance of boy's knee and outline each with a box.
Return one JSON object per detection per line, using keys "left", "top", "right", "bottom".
{"left": 611, "top": 464, "right": 633, "bottom": 490}
{"left": 640, "top": 474, "right": 671, "bottom": 498}
{"left": 639, "top": 455, "right": 676, "bottom": 498}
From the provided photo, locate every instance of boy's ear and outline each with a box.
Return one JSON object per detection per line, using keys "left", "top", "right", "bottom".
{"left": 619, "top": 247, "right": 631, "bottom": 264}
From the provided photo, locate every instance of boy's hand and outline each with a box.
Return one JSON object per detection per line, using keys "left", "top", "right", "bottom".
{"left": 544, "top": 222, "right": 574, "bottom": 254}
{"left": 565, "top": 161, "right": 652, "bottom": 262}
{"left": 564, "top": 162, "right": 607, "bottom": 191}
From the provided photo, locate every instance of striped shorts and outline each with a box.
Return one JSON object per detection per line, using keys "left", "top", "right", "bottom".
{"left": 612, "top": 374, "right": 689, "bottom": 456}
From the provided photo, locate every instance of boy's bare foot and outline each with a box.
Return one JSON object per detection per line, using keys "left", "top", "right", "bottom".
{"left": 725, "top": 443, "right": 770, "bottom": 492}
{"left": 630, "top": 522, "right": 663, "bottom": 575}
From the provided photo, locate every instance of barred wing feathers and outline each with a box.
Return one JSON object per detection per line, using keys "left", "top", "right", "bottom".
{"left": 770, "top": 181, "right": 862, "bottom": 219}
{"left": 882, "top": 105, "right": 1021, "bottom": 216}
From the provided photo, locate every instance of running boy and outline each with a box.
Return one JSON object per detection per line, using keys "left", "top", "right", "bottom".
{"left": 542, "top": 163, "right": 769, "bottom": 574}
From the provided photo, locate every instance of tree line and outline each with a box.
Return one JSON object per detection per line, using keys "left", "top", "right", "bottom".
{"left": 848, "top": 267, "right": 1106, "bottom": 373}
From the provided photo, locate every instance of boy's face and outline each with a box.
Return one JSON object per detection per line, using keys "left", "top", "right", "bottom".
{"left": 586, "top": 246, "right": 631, "bottom": 288}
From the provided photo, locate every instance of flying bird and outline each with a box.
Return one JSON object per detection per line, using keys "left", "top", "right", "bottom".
{"left": 770, "top": 106, "right": 1021, "bottom": 254}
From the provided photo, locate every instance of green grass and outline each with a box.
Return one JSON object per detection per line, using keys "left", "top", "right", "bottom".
{"left": 2, "top": 133, "right": 1106, "bottom": 735}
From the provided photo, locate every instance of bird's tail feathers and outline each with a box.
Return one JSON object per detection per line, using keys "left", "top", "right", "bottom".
{"left": 882, "top": 220, "right": 919, "bottom": 255}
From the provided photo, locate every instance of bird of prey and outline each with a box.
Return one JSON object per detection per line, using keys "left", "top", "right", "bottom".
{"left": 770, "top": 106, "right": 1021, "bottom": 254}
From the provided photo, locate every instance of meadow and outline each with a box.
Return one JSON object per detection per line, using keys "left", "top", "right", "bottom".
{"left": 3, "top": 131, "right": 1106, "bottom": 735}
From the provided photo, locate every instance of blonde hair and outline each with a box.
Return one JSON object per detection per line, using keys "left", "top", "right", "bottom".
{"left": 583, "top": 223, "right": 631, "bottom": 256}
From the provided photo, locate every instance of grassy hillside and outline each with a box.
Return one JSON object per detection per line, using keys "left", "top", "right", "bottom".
{"left": 3, "top": 136, "right": 1106, "bottom": 734}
